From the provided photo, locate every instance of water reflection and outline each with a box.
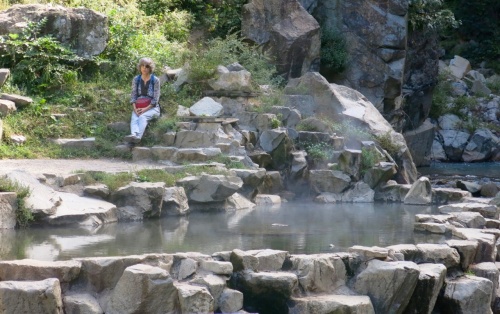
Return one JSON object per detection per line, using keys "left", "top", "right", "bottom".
{"left": 1, "top": 202, "right": 445, "bottom": 261}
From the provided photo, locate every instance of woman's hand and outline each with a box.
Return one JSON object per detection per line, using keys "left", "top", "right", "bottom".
{"left": 135, "top": 105, "right": 151, "bottom": 116}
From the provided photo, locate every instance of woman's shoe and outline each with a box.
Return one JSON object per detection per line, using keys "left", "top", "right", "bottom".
{"left": 124, "top": 135, "right": 141, "bottom": 143}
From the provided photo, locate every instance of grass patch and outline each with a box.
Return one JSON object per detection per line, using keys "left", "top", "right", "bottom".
{"left": 301, "top": 142, "right": 334, "bottom": 163}
{"left": 374, "top": 132, "right": 401, "bottom": 157}
{"left": 209, "top": 154, "right": 247, "bottom": 169}
{"left": 0, "top": 177, "right": 33, "bottom": 228}
{"left": 360, "top": 147, "right": 381, "bottom": 175}
{"left": 430, "top": 72, "right": 454, "bottom": 119}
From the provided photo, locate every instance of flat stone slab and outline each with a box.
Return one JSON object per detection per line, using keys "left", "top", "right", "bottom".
{"left": 45, "top": 192, "right": 117, "bottom": 226}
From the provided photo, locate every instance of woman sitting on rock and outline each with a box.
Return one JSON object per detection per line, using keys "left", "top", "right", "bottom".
{"left": 124, "top": 57, "right": 161, "bottom": 144}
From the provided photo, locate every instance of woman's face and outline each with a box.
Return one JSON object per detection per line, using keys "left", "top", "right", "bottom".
{"left": 140, "top": 63, "right": 151, "bottom": 75}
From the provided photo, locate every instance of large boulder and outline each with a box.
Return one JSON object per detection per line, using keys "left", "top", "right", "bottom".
{"left": 45, "top": 192, "right": 117, "bottom": 226}
{"left": 0, "top": 4, "right": 108, "bottom": 57}
{"left": 0, "top": 278, "right": 63, "bottom": 313}
{"left": 242, "top": 0, "right": 320, "bottom": 79}
{"left": 435, "top": 275, "right": 493, "bottom": 313}
{"left": 110, "top": 182, "right": 166, "bottom": 220}
{"left": 107, "top": 264, "right": 177, "bottom": 314}
{"left": 285, "top": 72, "right": 417, "bottom": 184}
{"left": 4, "top": 170, "right": 61, "bottom": 218}
{"left": 176, "top": 174, "right": 243, "bottom": 203}
{"left": 350, "top": 259, "right": 420, "bottom": 313}
{"left": 399, "top": 263, "right": 446, "bottom": 314}
{"left": 0, "top": 192, "right": 17, "bottom": 229}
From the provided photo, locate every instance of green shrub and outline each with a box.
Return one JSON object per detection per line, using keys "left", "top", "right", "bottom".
{"left": 182, "top": 33, "right": 277, "bottom": 85}
{"left": 408, "top": 0, "right": 460, "bottom": 32}
{"left": 303, "top": 142, "right": 334, "bottom": 162}
{"left": 486, "top": 76, "right": 500, "bottom": 94}
{"left": 361, "top": 147, "right": 380, "bottom": 175}
{"left": 209, "top": 154, "right": 247, "bottom": 169}
{"left": 0, "top": 177, "right": 33, "bottom": 228}
{"left": 430, "top": 72, "right": 454, "bottom": 119}
{"left": 0, "top": 19, "right": 87, "bottom": 94}
{"left": 331, "top": 120, "right": 371, "bottom": 142}
{"left": 320, "top": 27, "right": 348, "bottom": 74}
{"left": 296, "top": 120, "right": 320, "bottom": 132}
{"left": 452, "top": 96, "right": 478, "bottom": 117}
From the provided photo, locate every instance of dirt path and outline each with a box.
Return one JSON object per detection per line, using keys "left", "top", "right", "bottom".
{"left": 0, "top": 158, "right": 165, "bottom": 176}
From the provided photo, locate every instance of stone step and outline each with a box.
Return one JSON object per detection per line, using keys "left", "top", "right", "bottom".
{"left": 289, "top": 294, "right": 375, "bottom": 314}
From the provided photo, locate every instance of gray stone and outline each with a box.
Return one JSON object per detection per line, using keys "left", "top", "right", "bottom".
{"left": 162, "top": 186, "right": 189, "bottom": 216}
{"left": 289, "top": 295, "right": 375, "bottom": 314}
{"left": 351, "top": 260, "right": 420, "bottom": 314}
{"left": 177, "top": 174, "right": 243, "bottom": 203}
{"left": 219, "top": 288, "right": 244, "bottom": 314}
{"left": 439, "top": 202, "right": 498, "bottom": 219}
{"left": 209, "top": 66, "right": 253, "bottom": 92}
{"left": 63, "top": 293, "right": 102, "bottom": 314}
{"left": 452, "top": 228, "right": 496, "bottom": 263}
{"left": 436, "top": 275, "right": 492, "bottom": 313}
{"left": 190, "top": 97, "right": 223, "bottom": 117}
{"left": 0, "top": 278, "right": 63, "bottom": 313}
{"left": 309, "top": 170, "right": 351, "bottom": 194}
{"left": 0, "top": 259, "right": 81, "bottom": 293}
{"left": 200, "top": 260, "right": 233, "bottom": 275}
{"left": 132, "top": 147, "right": 153, "bottom": 161}
{"left": 289, "top": 254, "right": 346, "bottom": 293}
{"left": 52, "top": 138, "right": 96, "bottom": 149}
{"left": 438, "top": 130, "right": 470, "bottom": 162}
{"left": 0, "top": 4, "right": 108, "bottom": 57}
{"left": 0, "top": 68, "right": 9, "bottom": 87}
{"left": 469, "top": 262, "right": 498, "bottom": 306}
{"left": 42, "top": 192, "right": 118, "bottom": 226}
{"left": 242, "top": 0, "right": 320, "bottom": 79}
{"left": 107, "top": 264, "right": 177, "bottom": 314}
{"left": 83, "top": 183, "right": 110, "bottom": 199}
{"left": 446, "top": 239, "right": 478, "bottom": 270}
{"left": 4, "top": 170, "right": 61, "bottom": 218}
{"left": 0, "top": 99, "right": 16, "bottom": 116}
{"left": 404, "top": 176, "right": 432, "bottom": 205}
{"left": 175, "top": 282, "right": 214, "bottom": 314}
{"left": 415, "top": 244, "right": 460, "bottom": 269}
{"left": 0, "top": 192, "right": 17, "bottom": 229}
{"left": 0, "top": 93, "right": 33, "bottom": 107}
{"left": 341, "top": 182, "right": 374, "bottom": 203}
{"left": 111, "top": 182, "right": 166, "bottom": 220}
{"left": 230, "top": 249, "right": 259, "bottom": 272}
{"left": 254, "top": 194, "right": 281, "bottom": 205}
{"left": 448, "top": 55, "right": 471, "bottom": 79}
{"left": 405, "top": 263, "right": 447, "bottom": 314}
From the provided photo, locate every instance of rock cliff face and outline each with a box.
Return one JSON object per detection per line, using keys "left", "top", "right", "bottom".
{"left": 242, "top": 0, "right": 321, "bottom": 79}
{"left": 312, "top": 0, "right": 408, "bottom": 115}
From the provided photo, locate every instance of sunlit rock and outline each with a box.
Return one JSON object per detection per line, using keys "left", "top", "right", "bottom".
{"left": 107, "top": 264, "right": 177, "bottom": 314}
{"left": 436, "top": 275, "right": 492, "bottom": 313}
{"left": 290, "top": 294, "right": 375, "bottom": 314}
{"left": 405, "top": 263, "right": 446, "bottom": 314}
{"left": 350, "top": 260, "right": 419, "bottom": 313}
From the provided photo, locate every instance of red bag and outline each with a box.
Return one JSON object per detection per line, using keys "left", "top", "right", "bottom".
{"left": 135, "top": 97, "right": 151, "bottom": 108}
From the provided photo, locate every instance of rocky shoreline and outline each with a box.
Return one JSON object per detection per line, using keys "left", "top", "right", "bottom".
{"left": 0, "top": 166, "right": 499, "bottom": 313}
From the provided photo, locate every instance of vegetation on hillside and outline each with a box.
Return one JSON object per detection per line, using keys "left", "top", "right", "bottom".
{"left": 0, "top": 0, "right": 496, "bottom": 161}
{"left": 0, "top": 0, "right": 279, "bottom": 159}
